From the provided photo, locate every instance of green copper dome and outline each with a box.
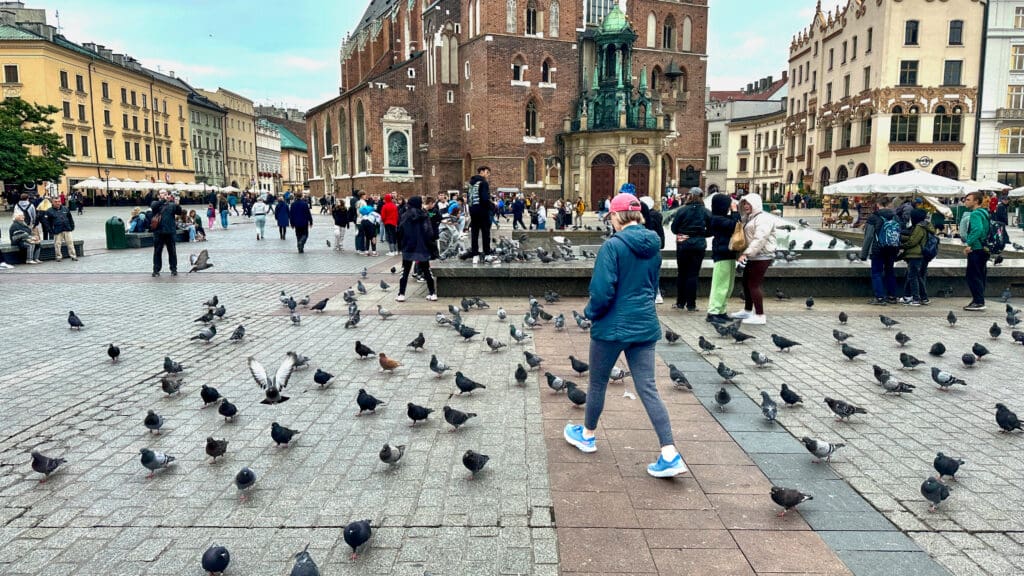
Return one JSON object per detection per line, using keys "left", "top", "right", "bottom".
{"left": 599, "top": 5, "right": 629, "bottom": 33}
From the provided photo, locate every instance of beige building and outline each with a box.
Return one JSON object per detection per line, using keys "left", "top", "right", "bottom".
{"left": 784, "top": 0, "right": 984, "bottom": 195}
{"left": 725, "top": 105, "right": 788, "bottom": 197}
{"left": 196, "top": 87, "right": 255, "bottom": 190}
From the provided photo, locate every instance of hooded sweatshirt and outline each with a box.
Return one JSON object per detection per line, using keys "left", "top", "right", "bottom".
{"left": 398, "top": 196, "right": 434, "bottom": 261}
{"left": 740, "top": 193, "right": 777, "bottom": 261}
{"left": 900, "top": 208, "right": 936, "bottom": 260}
{"left": 860, "top": 206, "right": 898, "bottom": 260}
{"left": 381, "top": 194, "right": 399, "bottom": 227}
{"left": 585, "top": 224, "right": 663, "bottom": 343}
{"left": 709, "top": 193, "right": 741, "bottom": 262}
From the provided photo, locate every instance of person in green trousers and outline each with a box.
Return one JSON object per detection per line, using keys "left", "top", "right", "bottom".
{"left": 706, "top": 193, "right": 740, "bottom": 322}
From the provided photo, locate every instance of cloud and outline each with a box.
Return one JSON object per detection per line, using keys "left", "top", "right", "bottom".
{"left": 275, "top": 55, "right": 332, "bottom": 72}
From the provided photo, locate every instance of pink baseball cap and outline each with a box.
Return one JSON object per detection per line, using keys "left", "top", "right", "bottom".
{"left": 609, "top": 193, "right": 642, "bottom": 213}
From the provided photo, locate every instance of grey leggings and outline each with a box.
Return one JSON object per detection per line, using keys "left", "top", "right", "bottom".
{"left": 585, "top": 339, "right": 674, "bottom": 447}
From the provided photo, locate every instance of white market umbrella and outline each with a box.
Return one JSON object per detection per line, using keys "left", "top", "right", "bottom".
{"left": 965, "top": 179, "right": 1010, "bottom": 192}
{"left": 824, "top": 170, "right": 976, "bottom": 197}
{"left": 72, "top": 177, "right": 103, "bottom": 190}
{"left": 222, "top": 185, "right": 240, "bottom": 193}
{"left": 1009, "top": 186, "right": 1024, "bottom": 198}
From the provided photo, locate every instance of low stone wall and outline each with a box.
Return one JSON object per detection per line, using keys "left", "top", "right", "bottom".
{"left": 1, "top": 240, "right": 85, "bottom": 263}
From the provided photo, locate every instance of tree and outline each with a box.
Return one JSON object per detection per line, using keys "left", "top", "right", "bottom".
{"left": 0, "top": 98, "right": 70, "bottom": 186}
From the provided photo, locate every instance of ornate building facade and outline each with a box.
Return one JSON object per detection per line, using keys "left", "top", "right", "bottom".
{"left": 976, "top": 0, "right": 1024, "bottom": 187}
{"left": 305, "top": 0, "right": 707, "bottom": 206}
{"left": 784, "top": 0, "right": 984, "bottom": 194}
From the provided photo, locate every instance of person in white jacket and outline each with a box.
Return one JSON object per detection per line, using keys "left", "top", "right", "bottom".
{"left": 251, "top": 196, "right": 270, "bottom": 240}
{"left": 729, "top": 193, "right": 777, "bottom": 325}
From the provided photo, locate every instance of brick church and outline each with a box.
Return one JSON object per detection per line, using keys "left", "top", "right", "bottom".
{"left": 306, "top": 0, "right": 707, "bottom": 208}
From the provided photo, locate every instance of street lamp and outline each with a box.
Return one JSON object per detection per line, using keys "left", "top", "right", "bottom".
{"left": 104, "top": 168, "right": 110, "bottom": 207}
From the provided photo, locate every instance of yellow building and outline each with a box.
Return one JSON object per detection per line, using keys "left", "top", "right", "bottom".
{"left": 0, "top": 19, "right": 194, "bottom": 197}
{"left": 726, "top": 105, "right": 788, "bottom": 197}
{"left": 196, "top": 88, "right": 256, "bottom": 190}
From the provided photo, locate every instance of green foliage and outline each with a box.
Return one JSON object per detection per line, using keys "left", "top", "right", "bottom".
{"left": 0, "top": 98, "right": 70, "bottom": 185}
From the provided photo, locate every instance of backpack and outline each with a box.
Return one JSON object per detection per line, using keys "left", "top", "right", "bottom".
{"left": 875, "top": 215, "right": 901, "bottom": 248}
{"left": 921, "top": 229, "right": 939, "bottom": 261}
{"left": 984, "top": 216, "right": 1006, "bottom": 254}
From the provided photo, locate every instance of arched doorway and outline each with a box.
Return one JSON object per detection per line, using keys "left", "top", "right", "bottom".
{"left": 888, "top": 161, "right": 914, "bottom": 175}
{"left": 836, "top": 165, "right": 849, "bottom": 183}
{"left": 590, "top": 153, "right": 616, "bottom": 208}
{"left": 820, "top": 167, "right": 831, "bottom": 189}
{"left": 628, "top": 153, "right": 651, "bottom": 196}
{"left": 855, "top": 163, "right": 869, "bottom": 177}
{"left": 932, "top": 161, "right": 959, "bottom": 179}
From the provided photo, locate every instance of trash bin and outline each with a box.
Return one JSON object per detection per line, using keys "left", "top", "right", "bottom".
{"left": 1017, "top": 206, "right": 1024, "bottom": 229}
{"left": 105, "top": 216, "right": 127, "bottom": 250}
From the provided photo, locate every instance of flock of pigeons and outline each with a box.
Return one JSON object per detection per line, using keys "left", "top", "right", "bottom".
{"left": 667, "top": 299, "right": 1024, "bottom": 517}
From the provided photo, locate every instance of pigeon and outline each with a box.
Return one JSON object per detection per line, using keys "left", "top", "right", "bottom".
{"left": 996, "top": 403, "right": 1022, "bottom": 432}
{"left": 832, "top": 329, "right": 852, "bottom": 344}
{"left": 67, "top": 311, "right": 84, "bottom": 330}
{"left": 228, "top": 325, "right": 245, "bottom": 342}
{"left": 188, "top": 249, "right": 212, "bottom": 273}
{"left": 880, "top": 375, "right": 916, "bottom": 395}
{"left": 668, "top": 364, "right": 691, "bottom": 390}
{"left": 609, "top": 366, "right": 631, "bottom": 382}
{"left": 485, "top": 337, "right": 507, "bottom": 352}
{"left": 1002, "top": 287, "right": 1014, "bottom": 302}
{"left": 751, "top": 351, "right": 773, "bottom": 368}
{"left": 566, "top": 382, "right": 587, "bottom": 407}
{"left": 770, "top": 332, "right": 798, "bottom": 350}
{"left": 354, "top": 341, "right": 376, "bottom": 360}
{"left": 407, "top": 402, "right": 434, "bottom": 425}
{"left": 405, "top": 332, "right": 426, "bottom": 351}
{"left": 824, "top": 397, "right": 867, "bottom": 420}
{"left": 961, "top": 353, "right": 976, "bottom": 368}
{"left": 200, "top": 384, "right": 221, "bottom": 408}
{"left": 779, "top": 383, "right": 802, "bottom": 406}
{"left": 775, "top": 289, "right": 791, "bottom": 300}
{"left": 573, "top": 310, "right": 592, "bottom": 331}
{"left": 524, "top": 351, "right": 543, "bottom": 369}
{"left": 462, "top": 450, "right": 490, "bottom": 479}
{"left": 872, "top": 364, "right": 891, "bottom": 385}
{"left": 798, "top": 218, "right": 810, "bottom": 228}
{"left": 717, "top": 362, "right": 741, "bottom": 384}
{"left": 496, "top": 307, "right": 507, "bottom": 321}
{"left": 160, "top": 374, "right": 182, "bottom": 396}
{"left": 139, "top": 448, "right": 175, "bottom": 478}
{"left": 164, "top": 356, "right": 184, "bottom": 374}
{"left": 523, "top": 313, "right": 539, "bottom": 329}
{"left": 271, "top": 422, "right": 299, "bottom": 447}
{"left": 933, "top": 453, "right": 964, "bottom": 482}
{"left": 107, "top": 343, "right": 121, "bottom": 363}
{"left": 931, "top": 367, "right": 966, "bottom": 391}
{"left": 698, "top": 336, "right": 718, "bottom": 353}
{"left": 455, "top": 371, "right": 486, "bottom": 394}
{"left": 921, "top": 476, "right": 950, "bottom": 512}
{"left": 356, "top": 280, "right": 367, "bottom": 295}
{"left": 376, "top": 305, "right": 393, "bottom": 320}
{"left": 443, "top": 404, "right": 476, "bottom": 430}
{"left": 990, "top": 323, "right": 1002, "bottom": 339}
{"left": 218, "top": 398, "right": 238, "bottom": 422}
{"left": 354, "top": 385, "right": 382, "bottom": 412}
{"left": 929, "top": 342, "right": 946, "bottom": 356}
{"left": 290, "top": 311, "right": 301, "bottom": 326}
{"left": 802, "top": 437, "right": 844, "bottom": 463}
{"left": 1014, "top": 330, "right": 1024, "bottom": 344}
{"left": 805, "top": 296, "right": 814, "bottom": 309}
{"left": 760, "top": 391, "right": 778, "bottom": 423}
{"left": 30, "top": 451, "right": 66, "bottom": 482}
{"left": 545, "top": 372, "right": 567, "bottom": 393}
{"left": 569, "top": 355, "right": 589, "bottom": 375}
{"left": 838, "top": 311, "right": 848, "bottom": 324}
{"left": 545, "top": 290, "right": 562, "bottom": 303}
{"left": 205, "top": 437, "right": 228, "bottom": 462}
{"left": 201, "top": 545, "right": 231, "bottom": 576}
{"left": 249, "top": 354, "right": 294, "bottom": 404}
{"left": 313, "top": 369, "right": 334, "bottom": 388}
{"left": 828, "top": 237, "right": 838, "bottom": 249}
{"left": 234, "top": 467, "right": 257, "bottom": 501}
{"left": 204, "top": 295, "right": 219, "bottom": 308}
{"left": 213, "top": 305, "right": 226, "bottom": 319}
{"left": 846, "top": 252, "right": 860, "bottom": 263}
{"left": 946, "top": 310, "right": 957, "bottom": 327}
{"left": 343, "top": 520, "right": 373, "bottom": 560}
{"left": 841, "top": 343, "right": 866, "bottom": 360}
{"left": 899, "top": 352, "right": 925, "bottom": 369}
{"left": 379, "top": 280, "right": 390, "bottom": 291}
{"left": 379, "top": 443, "right": 405, "bottom": 466}
{"left": 971, "top": 342, "right": 991, "bottom": 360}
{"left": 191, "top": 325, "right": 217, "bottom": 343}
{"left": 429, "top": 354, "right": 452, "bottom": 378}
{"left": 1009, "top": 313, "right": 1022, "bottom": 328}
{"left": 554, "top": 313, "right": 565, "bottom": 330}
{"left": 895, "top": 331, "right": 911, "bottom": 347}
{"left": 509, "top": 324, "right": 530, "bottom": 343}
{"left": 714, "top": 387, "right": 731, "bottom": 411}
{"left": 360, "top": 267, "right": 368, "bottom": 278}
{"left": 310, "top": 298, "right": 328, "bottom": 312}
{"left": 515, "top": 363, "right": 529, "bottom": 385}
{"left": 665, "top": 329, "right": 681, "bottom": 343}
{"left": 770, "top": 486, "right": 813, "bottom": 517}
{"left": 143, "top": 410, "right": 164, "bottom": 434}
{"left": 879, "top": 315, "right": 899, "bottom": 329}
{"left": 995, "top": 254, "right": 1005, "bottom": 266}
{"left": 459, "top": 324, "right": 481, "bottom": 341}
{"left": 344, "top": 313, "right": 361, "bottom": 329}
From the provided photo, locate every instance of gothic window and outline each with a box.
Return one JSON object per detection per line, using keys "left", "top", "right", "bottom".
{"left": 507, "top": 0, "right": 517, "bottom": 33}
{"left": 312, "top": 121, "right": 320, "bottom": 177}
{"left": 526, "top": 156, "right": 537, "bottom": 182}
{"left": 646, "top": 12, "right": 656, "bottom": 48}
{"left": 526, "top": 1, "right": 538, "bottom": 35}
{"left": 651, "top": 66, "right": 661, "bottom": 91}
{"left": 325, "top": 114, "right": 333, "bottom": 154}
{"left": 933, "top": 105, "right": 962, "bottom": 143}
{"left": 525, "top": 101, "right": 538, "bottom": 137}
{"left": 339, "top": 112, "right": 348, "bottom": 174}
{"left": 586, "top": 0, "right": 615, "bottom": 26}
{"left": 447, "top": 35, "right": 459, "bottom": 85}
{"left": 889, "top": 105, "right": 919, "bottom": 143}
{"left": 662, "top": 16, "right": 675, "bottom": 50}
{"left": 512, "top": 55, "right": 526, "bottom": 81}
{"left": 549, "top": 0, "right": 559, "bottom": 37}
{"left": 468, "top": 0, "right": 475, "bottom": 37}
{"left": 542, "top": 59, "right": 552, "bottom": 83}
{"left": 681, "top": 16, "right": 692, "bottom": 51}
{"left": 356, "top": 101, "right": 367, "bottom": 172}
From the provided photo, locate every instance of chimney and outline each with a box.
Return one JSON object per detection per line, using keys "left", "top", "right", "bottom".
{"left": 82, "top": 42, "right": 96, "bottom": 52}
{"left": 767, "top": 75, "right": 773, "bottom": 85}
{"left": 169, "top": 71, "right": 175, "bottom": 78}
{"left": 112, "top": 54, "right": 125, "bottom": 66}
{"left": 746, "top": 83, "right": 753, "bottom": 93}
{"left": 99, "top": 47, "right": 112, "bottom": 60}
{"left": 782, "top": 70, "right": 788, "bottom": 80}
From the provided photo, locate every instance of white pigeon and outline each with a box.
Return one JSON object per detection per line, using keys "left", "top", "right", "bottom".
{"left": 248, "top": 354, "right": 296, "bottom": 404}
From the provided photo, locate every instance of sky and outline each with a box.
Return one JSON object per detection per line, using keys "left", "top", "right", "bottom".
{"left": 45, "top": 0, "right": 847, "bottom": 111}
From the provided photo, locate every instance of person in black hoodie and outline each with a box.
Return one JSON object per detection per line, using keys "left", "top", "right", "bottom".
{"left": 151, "top": 190, "right": 184, "bottom": 276}
{"left": 706, "top": 193, "right": 740, "bottom": 322}
{"left": 639, "top": 196, "right": 665, "bottom": 304}
{"left": 395, "top": 196, "right": 438, "bottom": 301}
{"left": 462, "top": 166, "right": 491, "bottom": 262}
{"left": 669, "top": 187, "right": 710, "bottom": 311}
{"left": 859, "top": 196, "right": 900, "bottom": 304}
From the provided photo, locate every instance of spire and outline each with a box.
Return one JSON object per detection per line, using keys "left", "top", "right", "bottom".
{"left": 639, "top": 65, "right": 648, "bottom": 92}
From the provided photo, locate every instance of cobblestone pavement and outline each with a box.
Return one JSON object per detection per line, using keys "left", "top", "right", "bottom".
{"left": 663, "top": 295, "right": 1024, "bottom": 576}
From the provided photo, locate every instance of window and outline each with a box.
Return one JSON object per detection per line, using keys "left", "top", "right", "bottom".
{"left": 823, "top": 128, "right": 833, "bottom": 152}
{"left": 132, "top": 116, "right": 138, "bottom": 131}
{"left": 134, "top": 142, "right": 140, "bottom": 161}
{"left": 80, "top": 135, "right": 89, "bottom": 157}
{"left": 101, "top": 81, "right": 109, "bottom": 99}
{"left": 59, "top": 70, "right": 68, "bottom": 89}
{"left": 542, "top": 60, "right": 552, "bottom": 83}
{"left": 62, "top": 101, "right": 71, "bottom": 118}
{"left": 738, "top": 158, "right": 748, "bottom": 172}
{"left": 943, "top": 60, "right": 963, "bottom": 85}
{"left": 934, "top": 105, "right": 962, "bottom": 142}
{"left": 182, "top": 149, "right": 188, "bottom": 165}
{"left": 122, "top": 114, "right": 128, "bottom": 129}
{"left": 681, "top": 16, "right": 692, "bottom": 51}
{"left": 525, "top": 3, "right": 537, "bottom": 35}
{"left": 144, "top": 118, "right": 150, "bottom": 133}
{"left": 863, "top": 66, "right": 871, "bottom": 90}
{"left": 1013, "top": 46, "right": 1024, "bottom": 71}
{"left": 866, "top": 27, "right": 873, "bottom": 52}
{"left": 841, "top": 122, "right": 852, "bottom": 149}
{"left": 890, "top": 105, "right": 919, "bottom": 143}
{"left": 852, "top": 36, "right": 858, "bottom": 60}
{"left": 103, "top": 110, "right": 110, "bottom": 126}
{"left": 124, "top": 141, "right": 132, "bottom": 160}
{"left": 899, "top": 60, "right": 919, "bottom": 86}
{"left": 130, "top": 90, "right": 136, "bottom": 106}
{"left": 709, "top": 155, "right": 720, "bottom": 170}
{"left": 1000, "top": 127, "right": 1024, "bottom": 153}
{"left": 120, "top": 87, "right": 127, "bottom": 103}
{"left": 78, "top": 104, "right": 86, "bottom": 122}
{"left": 826, "top": 82, "right": 832, "bottom": 103}
{"left": 75, "top": 74, "right": 84, "bottom": 92}
{"left": 740, "top": 135, "right": 749, "bottom": 149}
{"left": 586, "top": 0, "right": 616, "bottom": 26}
{"left": 948, "top": 20, "right": 964, "bottom": 45}
{"left": 1008, "top": 85, "right": 1024, "bottom": 109}
{"left": 145, "top": 144, "right": 151, "bottom": 162}
{"left": 180, "top": 126, "right": 185, "bottom": 140}
{"left": 512, "top": 56, "right": 525, "bottom": 81}
{"left": 842, "top": 41, "right": 847, "bottom": 64}
{"left": 525, "top": 101, "right": 538, "bottom": 137}
{"left": 828, "top": 48, "right": 834, "bottom": 70}
{"left": 1017, "top": 7, "right": 1024, "bottom": 29}
{"left": 905, "top": 20, "right": 919, "bottom": 45}
{"left": 710, "top": 131, "right": 721, "bottom": 148}
{"left": 812, "top": 70, "right": 816, "bottom": 91}
{"left": 814, "top": 41, "right": 818, "bottom": 55}
{"left": 65, "top": 133, "right": 74, "bottom": 155}
{"left": 843, "top": 75, "right": 850, "bottom": 98}
{"left": 663, "top": 16, "right": 675, "bottom": 50}
{"left": 3, "top": 64, "right": 18, "bottom": 83}
{"left": 105, "top": 138, "right": 113, "bottom": 159}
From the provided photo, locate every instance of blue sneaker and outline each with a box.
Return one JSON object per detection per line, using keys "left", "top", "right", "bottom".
{"left": 647, "top": 454, "right": 688, "bottom": 478}
{"left": 563, "top": 424, "right": 596, "bottom": 453}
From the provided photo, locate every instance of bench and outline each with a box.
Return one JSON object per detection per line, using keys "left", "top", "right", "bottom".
{"left": 1, "top": 240, "right": 85, "bottom": 264}
{"left": 125, "top": 230, "right": 190, "bottom": 248}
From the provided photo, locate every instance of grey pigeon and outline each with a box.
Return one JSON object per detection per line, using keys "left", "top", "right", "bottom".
{"left": 271, "top": 422, "right": 299, "bottom": 447}
{"left": 929, "top": 342, "right": 947, "bottom": 356}
{"left": 298, "top": 295, "right": 310, "bottom": 307}
{"left": 429, "top": 354, "right": 452, "bottom": 378}
{"left": 356, "top": 388, "right": 386, "bottom": 414}
{"left": 668, "top": 364, "right": 691, "bottom": 390}
{"left": 376, "top": 304, "right": 393, "bottom": 320}
{"left": 164, "top": 356, "right": 184, "bottom": 374}
{"left": 455, "top": 371, "right": 486, "bottom": 395}
{"left": 67, "top": 310, "right": 84, "bottom": 330}
{"left": 760, "top": 391, "right": 778, "bottom": 424}
{"left": 30, "top": 451, "right": 66, "bottom": 482}
{"left": 202, "top": 545, "right": 230, "bottom": 575}
{"left": 229, "top": 325, "right": 245, "bottom": 342}
{"left": 459, "top": 323, "right": 481, "bottom": 341}
{"left": 143, "top": 410, "right": 163, "bottom": 434}
{"left": 360, "top": 267, "right": 367, "bottom": 278}
{"left": 899, "top": 352, "right": 924, "bottom": 369}
{"left": 824, "top": 397, "right": 867, "bottom": 420}
{"left": 779, "top": 383, "right": 802, "bottom": 406}
{"left": 187, "top": 249, "right": 212, "bottom": 273}
{"left": 443, "top": 404, "right": 477, "bottom": 430}
{"left": 545, "top": 372, "right": 566, "bottom": 393}
{"left": 107, "top": 343, "right": 120, "bottom": 363}
{"left": 933, "top": 452, "right": 964, "bottom": 482}
{"left": 879, "top": 315, "right": 899, "bottom": 329}
{"left": 290, "top": 311, "right": 301, "bottom": 325}
{"left": 160, "top": 374, "right": 182, "bottom": 396}
{"left": 996, "top": 403, "right": 1022, "bottom": 432}
{"left": 770, "top": 486, "right": 813, "bottom": 517}
{"left": 714, "top": 387, "right": 731, "bottom": 411}
{"left": 717, "top": 362, "right": 741, "bottom": 384}
{"left": 524, "top": 351, "right": 543, "bottom": 369}
{"left": 191, "top": 325, "right": 216, "bottom": 343}
{"left": 139, "top": 448, "right": 174, "bottom": 478}
{"left": 462, "top": 450, "right": 490, "bottom": 479}
{"left": 515, "top": 363, "right": 529, "bottom": 385}
{"left": 356, "top": 280, "right": 367, "bottom": 295}
{"left": 947, "top": 310, "right": 957, "bottom": 327}
{"left": 895, "top": 331, "right": 911, "bottom": 347}
{"left": 234, "top": 467, "right": 257, "bottom": 501}
{"left": 213, "top": 305, "right": 226, "bottom": 319}
{"left": 205, "top": 437, "right": 228, "bottom": 462}
{"left": 665, "top": 329, "right": 681, "bottom": 343}
{"left": 751, "top": 351, "right": 773, "bottom": 368}
{"left": 379, "top": 443, "right": 405, "bottom": 466}
{"left": 343, "top": 520, "right": 373, "bottom": 560}
{"left": 931, "top": 367, "right": 966, "bottom": 390}
{"left": 497, "top": 307, "right": 507, "bottom": 320}
{"left": 554, "top": 313, "right": 565, "bottom": 330}
{"left": 881, "top": 376, "right": 916, "bottom": 395}
{"left": 802, "top": 437, "right": 844, "bottom": 463}
{"left": 872, "top": 364, "right": 891, "bottom": 385}
{"left": 508, "top": 324, "right": 529, "bottom": 343}
{"left": 732, "top": 330, "right": 756, "bottom": 344}
{"left": 698, "top": 336, "right": 718, "bottom": 353}
{"left": 841, "top": 343, "right": 865, "bottom": 360}
{"left": 249, "top": 354, "right": 295, "bottom": 404}
{"left": 609, "top": 366, "right": 631, "bottom": 382}
{"left": 921, "top": 476, "right": 950, "bottom": 512}
{"left": 218, "top": 397, "right": 238, "bottom": 422}
{"left": 204, "top": 295, "right": 219, "bottom": 308}
{"left": 832, "top": 329, "right": 852, "bottom": 344}
{"left": 407, "top": 402, "right": 434, "bottom": 425}
{"left": 379, "top": 280, "right": 390, "bottom": 291}
{"left": 485, "top": 337, "right": 507, "bottom": 352}
{"left": 990, "top": 323, "right": 1002, "bottom": 339}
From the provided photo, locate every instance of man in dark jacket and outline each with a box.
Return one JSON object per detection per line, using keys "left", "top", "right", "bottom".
{"left": 395, "top": 196, "right": 438, "bottom": 300}
{"left": 462, "top": 166, "right": 492, "bottom": 262}
{"left": 669, "top": 188, "right": 710, "bottom": 311}
{"left": 289, "top": 193, "right": 314, "bottom": 253}
{"left": 859, "top": 196, "right": 900, "bottom": 304}
{"left": 151, "top": 190, "right": 184, "bottom": 276}
{"left": 512, "top": 195, "right": 526, "bottom": 230}
{"left": 46, "top": 197, "right": 78, "bottom": 261}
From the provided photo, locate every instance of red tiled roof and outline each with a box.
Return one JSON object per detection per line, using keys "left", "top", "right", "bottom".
{"left": 710, "top": 77, "right": 788, "bottom": 103}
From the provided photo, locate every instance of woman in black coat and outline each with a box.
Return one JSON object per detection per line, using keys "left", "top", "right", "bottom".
{"left": 669, "top": 188, "right": 710, "bottom": 311}
{"left": 395, "top": 196, "right": 438, "bottom": 301}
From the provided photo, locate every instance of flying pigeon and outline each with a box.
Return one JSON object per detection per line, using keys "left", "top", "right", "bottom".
{"left": 429, "top": 354, "right": 452, "bottom": 378}
{"left": 107, "top": 343, "right": 120, "bottom": 363}
{"left": 933, "top": 452, "right": 964, "bottom": 482}
{"left": 228, "top": 325, "right": 245, "bottom": 342}
{"left": 779, "top": 383, "right": 802, "bottom": 406}
{"left": 996, "top": 403, "right": 1022, "bottom": 432}
{"left": 143, "top": 410, "right": 163, "bottom": 434}
{"left": 205, "top": 437, "right": 228, "bottom": 462}
{"left": 201, "top": 545, "right": 230, "bottom": 576}
{"left": 407, "top": 402, "right": 434, "bottom": 425}
{"left": 443, "top": 404, "right": 476, "bottom": 430}
{"left": 931, "top": 367, "right": 966, "bottom": 391}
{"left": 67, "top": 311, "right": 84, "bottom": 330}
{"left": 770, "top": 486, "right": 813, "bottom": 517}
{"left": 30, "top": 451, "right": 66, "bottom": 483}
{"left": 921, "top": 476, "right": 950, "bottom": 512}
{"left": 760, "top": 391, "right": 778, "bottom": 424}
{"left": 802, "top": 437, "right": 844, "bottom": 463}
{"left": 717, "top": 362, "right": 741, "bottom": 384}
{"left": 248, "top": 354, "right": 294, "bottom": 404}
{"left": 455, "top": 371, "right": 486, "bottom": 394}
{"left": 462, "top": 450, "right": 490, "bottom": 479}
{"left": 356, "top": 388, "right": 386, "bottom": 415}
{"left": 899, "top": 352, "right": 925, "bottom": 369}
{"left": 343, "top": 520, "right": 373, "bottom": 560}
{"left": 218, "top": 398, "right": 238, "bottom": 422}
{"left": 139, "top": 448, "right": 175, "bottom": 478}
{"left": 669, "top": 364, "right": 691, "bottom": 390}
{"left": 751, "top": 350, "right": 773, "bottom": 368}
{"left": 191, "top": 325, "right": 217, "bottom": 343}
{"left": 379, "top": 443, "right": 405, "bottom": 466}
{"left": 270, "top": 422, "right": 299, "bottom": 447}
{"left": 841, "top": 343, "right": 866, "bottom": 360}
{"left": 714, "top": 387, "right": 731, "bottom": 411}
{"left": 824, "top": 397, "right": 867, "bottom": 421}
{"left": 895, "top": 331, "right": 911, "bottom": 347}
{"left": 234, "top": 467, "right": 257, "bottom": 501}
{"left": 879, "top": 315, "right": 900, "bottom": 329}
{"left": 313, "top": 368, "right": 333, "bottom": 388}
{"left": 200, "top": 384, "right": 221, "bottom": 408}
{"left": 188, "top": 249, "right": 212, "bottom": 273}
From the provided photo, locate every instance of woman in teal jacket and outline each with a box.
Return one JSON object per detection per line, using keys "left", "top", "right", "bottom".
{"left": 563, "top": 192, "right": 686, "bottom": 478}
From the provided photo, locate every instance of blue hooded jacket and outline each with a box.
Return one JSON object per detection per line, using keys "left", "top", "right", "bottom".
{"left": 585, "top": 224, "right": 663, "bottom": 343}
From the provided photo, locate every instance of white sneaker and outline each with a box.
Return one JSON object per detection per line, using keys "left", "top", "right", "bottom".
{"left": 395, "top": 294, "right": 407, "bottom": 302}
{"left": 425, "top": 294, "right": 438, "bottom": 301}
{"left": 729, "top": 310, "right": 753, "bottom": 319}
{"left": 655, "top": 293, "right": 664, "bottom": 304}
{"left": 0, "top": 262, "right": 13, "bottom": 269}
{"left": 742, "top": 314, "right": 767, "bottom": 325}
{"left": 472, "top": 255, "right": 480, "bottom": 264}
